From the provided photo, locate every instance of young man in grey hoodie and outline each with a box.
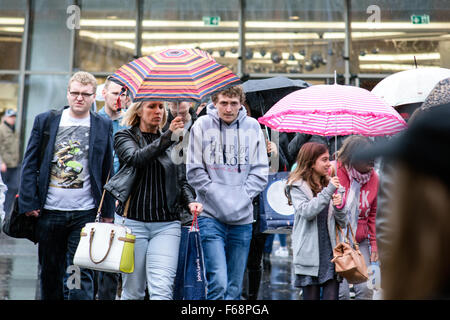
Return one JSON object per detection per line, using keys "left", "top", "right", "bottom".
{"left": 187, "top": 86, "right": 269, "bottom": 300}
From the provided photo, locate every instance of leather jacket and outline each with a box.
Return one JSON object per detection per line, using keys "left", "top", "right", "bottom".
{"left": 104, "top": 125, "right": 195, "bottom": 216}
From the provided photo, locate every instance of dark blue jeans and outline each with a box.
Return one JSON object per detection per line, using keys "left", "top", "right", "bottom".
{"left": 36, "top": 209, "right": 96, "bottom": 300}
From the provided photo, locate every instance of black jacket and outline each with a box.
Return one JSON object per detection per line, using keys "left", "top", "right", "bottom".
{"left": 104, "top": 125, "right": 195, "bottom": 217}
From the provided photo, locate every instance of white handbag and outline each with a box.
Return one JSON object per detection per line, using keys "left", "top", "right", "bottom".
{"left": 74, "top": 194, "right": 135, "bottom": 273}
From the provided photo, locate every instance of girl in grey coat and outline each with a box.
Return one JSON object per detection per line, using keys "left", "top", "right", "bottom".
{"left": 285, "top": 142, "right": 347, "bottom": 300}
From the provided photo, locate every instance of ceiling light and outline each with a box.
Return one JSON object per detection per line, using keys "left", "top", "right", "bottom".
{"left": 0, "top": 17, "right": 25, "bottom": 25}
{"left": 359, "top": 52, "right": 440, "bottom": 62}
{"left": 359, "top": 64, "right": 439, "bottom": 71}
{"left": 0, "top": 27, "right": 24, "bottom": 33}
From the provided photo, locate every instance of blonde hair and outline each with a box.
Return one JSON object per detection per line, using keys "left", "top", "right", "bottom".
{"left": 383, "top": 164, "right": 450, "bottom": 299}
{"left": 121, "top": 101, "right": 167, "bottom": 129}
{"left": 68, "top": 71, "right": 97, "bottom": 92}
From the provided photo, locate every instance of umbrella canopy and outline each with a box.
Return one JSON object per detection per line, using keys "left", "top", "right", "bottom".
{"left": 243, "top": 76, "right": 310, "bottom": 118}
{"left": 371, "top": 67, "right": 450, "bottom": 107}
{"left": 409, "top": 77, "right": 450, "bottom": 123}
{"left": 420, "top": 77, "right": 450, "bottom": 110}
{"left": 110, "top": 48, "right": 241, "bottom": 103}
{"left": 242, "top": 76, "right": 310, "bottom": 93}
{"left": 258, "top": 84, "right": 407, "bottom": 137}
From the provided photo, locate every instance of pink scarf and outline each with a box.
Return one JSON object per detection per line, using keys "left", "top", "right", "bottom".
{"left": 345, "top": 165, "right": 372, "bottom": 185}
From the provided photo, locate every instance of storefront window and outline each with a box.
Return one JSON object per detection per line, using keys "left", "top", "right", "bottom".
{"left": 0, "top": 75, "right": 19, "bottom": 114}
{"left": 0, "top": 0, "right": 25, "bottom": 70}
{"left": 75, "top": 0, "right": 137, "bottom": 73}
{"left": 351, "top": 0, "right": 450, "bottom": 75}
{"left": 27, "top": 0, "right": 73, "bottom": 72}
{"left": 245, "top": 0, "right": 345, "bottom": 77}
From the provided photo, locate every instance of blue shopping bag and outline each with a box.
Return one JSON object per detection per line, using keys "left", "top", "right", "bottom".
{"left": 173, "top": 214, "right": 207, "bottom": 300}
{"left": 259, "top": 171, "right": 294, "bottom": 234}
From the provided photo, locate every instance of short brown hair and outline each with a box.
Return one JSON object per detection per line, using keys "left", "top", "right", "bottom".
{"left": 211, "top": 85, "right": 245, "bottom": 105}
{"left": 336, "top": 135, "right": 372, "bottom": 167}
{"left": 68, "top": 71, "right": 97, "bottom": 92}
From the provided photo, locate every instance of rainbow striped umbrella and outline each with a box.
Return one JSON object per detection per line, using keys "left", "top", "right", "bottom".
{"left": 110, "top": 48, "right": 241, "bottom": 103}
{"left": 258, "top": 84, "right": 407, "bottom": 138}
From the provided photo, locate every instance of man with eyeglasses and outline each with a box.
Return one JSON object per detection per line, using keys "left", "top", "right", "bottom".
{"left": 19, "top": 71, "right": 114, "bottom": 300}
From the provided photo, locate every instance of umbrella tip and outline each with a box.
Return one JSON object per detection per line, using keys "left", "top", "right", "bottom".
{"left": 334, "top": 70, "right": 337, "bottom": 84}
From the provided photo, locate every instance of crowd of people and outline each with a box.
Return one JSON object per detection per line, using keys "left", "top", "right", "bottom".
{"left": 1, "top": 70, "right": 450, "bottom": 300}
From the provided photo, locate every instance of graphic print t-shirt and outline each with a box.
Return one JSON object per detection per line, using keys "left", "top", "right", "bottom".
{"left": 44, "top": 109, "right": 95, "bottom": 211}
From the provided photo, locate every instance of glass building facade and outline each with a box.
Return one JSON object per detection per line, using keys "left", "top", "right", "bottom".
{"left": 0, "top": 0, "right": 449, "bottom": 153}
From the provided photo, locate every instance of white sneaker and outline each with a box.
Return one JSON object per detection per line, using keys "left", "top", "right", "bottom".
{"left": 274, "top": 247, "right": 289, "bottom": 258}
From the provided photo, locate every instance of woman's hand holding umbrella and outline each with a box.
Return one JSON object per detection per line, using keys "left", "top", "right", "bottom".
{"left": 169, "top": 116, "right": 184, "bottom": 141}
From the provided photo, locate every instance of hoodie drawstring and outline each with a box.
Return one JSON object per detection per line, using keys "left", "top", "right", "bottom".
{"left": 220, "top": 118, "right": 241, "bottom": 173}
{"left": 237, "top": 120, "right": 241, "bottom": 173}
{"left": 220, "top": 119, "right": 227, "bottom": 164}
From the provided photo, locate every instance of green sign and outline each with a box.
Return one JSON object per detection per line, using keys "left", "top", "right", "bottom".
{"left": 203, "top": 16, "right": 220, "bottom": 26}
{"left": 411, "top": 14, "right": 430, "bottom": 24}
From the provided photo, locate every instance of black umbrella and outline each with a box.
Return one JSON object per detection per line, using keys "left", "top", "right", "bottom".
{"left": 243, "top": 76, "right": 310, "bottom": 119}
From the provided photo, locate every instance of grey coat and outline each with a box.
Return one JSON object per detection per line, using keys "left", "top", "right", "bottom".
{"left": 289, "top": 179, "right": 347, "bottom": 277}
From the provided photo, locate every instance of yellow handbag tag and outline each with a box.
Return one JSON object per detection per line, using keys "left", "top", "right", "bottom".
{"left": 119, "top": 233, "right": 136, "bottom": 273}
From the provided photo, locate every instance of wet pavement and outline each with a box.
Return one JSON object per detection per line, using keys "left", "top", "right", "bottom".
{"left": 0, "top": 232, "right": 39, "bottom": 300}
{"left": 0, "top": 232, "right": 299, "bottom": 300}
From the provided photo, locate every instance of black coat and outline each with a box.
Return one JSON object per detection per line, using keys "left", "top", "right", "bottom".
{"left": 104, "top": 125, "right": 195, "bottom": 217}
{"left": 19, "top": 107, "right": 115, "bottom": 218}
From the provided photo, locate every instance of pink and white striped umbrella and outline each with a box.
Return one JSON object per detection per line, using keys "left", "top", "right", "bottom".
{"left": 258, "top": 84, "right": 407, "bottom": 137}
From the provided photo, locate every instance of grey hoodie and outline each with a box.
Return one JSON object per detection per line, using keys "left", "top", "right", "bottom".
{"left": 186, "top": 103, "right": 269, "bottom": 225}
{"left": 288, "top": 179, "right": 347, "bottom": 276}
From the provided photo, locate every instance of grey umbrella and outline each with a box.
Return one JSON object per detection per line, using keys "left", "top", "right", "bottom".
{"left": 242, "top": 76, "right": 310, "bottom": 93}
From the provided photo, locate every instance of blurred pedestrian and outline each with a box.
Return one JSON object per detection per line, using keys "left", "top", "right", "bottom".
{"left": 0, "top": 108, "right": 20, "bottom": 216}
{"left": 335, "top": 135, "right": 379, "bottom": 300}
{"left": 187, "top": 86, "right": 269, "bottom": 300}
{"left": 354, "top": 104, "right": 450, "bottom": 299}
{"left": 0, "top": 173, "right": 6, "bottom": 222}
{"left": 163, "top": 101, "right": 199, "bottom": 226}
{"left": 19, "top": 71, "right": 114, "bottom": 300}
{"left": 92, "top": 76, "right": 131, "bottom": 300}
{"left": 285, "top": 142, "right": 347, "bottom": 300}
{"left": 107, "top": 101, "right": 201, "bottom": 300}
{"left": 196, "top": 101, "right": 208, "bottom": 117}
{"left": 244, "top": 129, "right": 289, "bottom": 300}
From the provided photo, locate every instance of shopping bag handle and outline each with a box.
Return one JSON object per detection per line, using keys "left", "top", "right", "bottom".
{"left": 190, "top": 210, "right": 199, "bottom": 232}
{"left": 89, "top": 228, "right": 115, "bottom": 264}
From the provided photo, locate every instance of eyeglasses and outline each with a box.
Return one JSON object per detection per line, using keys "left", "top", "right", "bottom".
{"left": 69, "top": 91, "right": 95, "bottom": 98}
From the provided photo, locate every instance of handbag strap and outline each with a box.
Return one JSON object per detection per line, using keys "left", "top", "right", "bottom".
{"left": 96, "top": 169, "right": 112, "bottom": 222}
{"left": 89, "top": 228, "right": 115, "bottom": 264}
{"left": 335, "top": 224, "right": 359, "bottom": 250}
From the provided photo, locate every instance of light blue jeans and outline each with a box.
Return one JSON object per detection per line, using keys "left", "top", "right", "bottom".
{"left": 198, "top": 216, "right": 253, "bottom": 300}
{"left": 116, "top": 214, "right": 181, "bottom": 300}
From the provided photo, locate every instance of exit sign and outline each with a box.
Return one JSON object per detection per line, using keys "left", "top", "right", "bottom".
{"left": 203, "top": 16, "right": 220, "bottom": 26}
{"left": 411, "top": 14, "right": 430, "bottom": 24}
